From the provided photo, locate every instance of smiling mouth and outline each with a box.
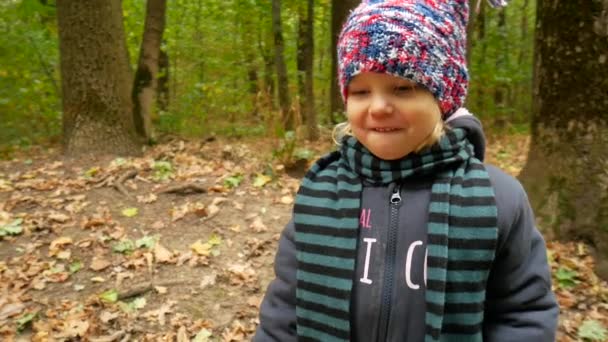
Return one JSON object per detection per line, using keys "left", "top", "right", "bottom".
{"left": 372, "top": 128, "right": 400, "bottom": 132}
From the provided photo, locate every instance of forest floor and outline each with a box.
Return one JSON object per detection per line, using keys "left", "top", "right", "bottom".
{"left": 0, "top": 132, "right": 607, "bottom": 342}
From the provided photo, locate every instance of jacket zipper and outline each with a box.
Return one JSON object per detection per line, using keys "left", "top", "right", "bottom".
{"left": 377, "top": 184, "right": 402, "bottom": 342}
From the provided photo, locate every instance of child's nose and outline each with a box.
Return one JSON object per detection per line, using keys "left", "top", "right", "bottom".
{"left": 369, "top": 94, "right": 394, "bottom": 117}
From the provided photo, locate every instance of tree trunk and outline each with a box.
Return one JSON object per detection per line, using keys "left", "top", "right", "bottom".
{"left": 297, "top": 2, "right": 307, "bottom": 125}
{"left": 330, "top": 0, "right": 359, "bottom": 124}
{"left": 475, "top": 0, "right": 486, "bottom": 113}
{"left": 157, "top": 47, "right": 169, "bottom": 112}
{"left": 493, "top": 8, "right": 508, "bottom": 128}
{"left": 132, "top": 0, "right": 167, "bottom": 143}
{"left": 57, "top": 0, "right": 141, "bottom": 157}
{"left": 519, "top": 0, "right": 608, "bottom": 279}
{"left": 466, "top": 0, "right": 477, "bottom": 67}
{"left": 304, "top": 0, "right": 318, "bottom": 141}
{"left": 272, "top": 0, "right": 293, "bottom": 131}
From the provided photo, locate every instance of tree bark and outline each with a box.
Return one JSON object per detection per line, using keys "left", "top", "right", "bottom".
{"left": 304, "top": 0, "right": 318, "bottom": 141}
{"left": 298, "top": 0, "right": 318, "bottom": 140}
{"left": 157, "top": 47, "right": 169, "bottom": 112}
{"left": 132, "top": 0, "right": 167, "bottom": 143}
{"left": 330, "top": 0, "right": 359, "bottom": 124}
{"left": 272, "top": 0, "right": 293, "bottom": 131}
{"left": 519, "top": 0, "right": 608, "bottom": 279}
{"left": 57, "top": 0, "right": 141, "bottom": 157}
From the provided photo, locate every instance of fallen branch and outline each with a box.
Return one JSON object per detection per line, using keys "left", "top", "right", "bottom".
{"left": 113, "top": 170, "right": 137, "bottom": 197}
{"left": 157, "top": 183, "right": 207, "bottom": 195}
{"left": 117, "top": 279, "right": 190, "bottom": 300}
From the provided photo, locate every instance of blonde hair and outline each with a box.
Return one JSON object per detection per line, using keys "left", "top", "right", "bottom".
{"left": 333, "top": 92, "right": 446, "bottom": 153}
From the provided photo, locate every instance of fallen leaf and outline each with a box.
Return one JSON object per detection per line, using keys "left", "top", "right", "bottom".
{"left": 200, "top": 272, "right": 217, "bottom": 289}
{"left": 99, "top": 289, "right": 118, "bottom": 303}
{"left": 48, "top": 236, "right": 73, "bottom": 257}
{"left": 193, "top": 328, "right": 213, "bottom": 342}
{"left": 177, "top": 326, "right": 189, "bottom": 342}
{"left": 90, "top": 257, "right": 111, "bottom": 271}
{"left": 121, "top": 207, "right": 138, "bottom": 217}
{"left": 0, "top": 302, "right": 25, "bottom": 320}
{"left": 69, "top": 260, "right": 83, "bottom": 273}
{"left": 136, "top": 235, "right": 158, "bottom": 249}
{"left": 253, "top": 173, "right": 272, "bottom": 188}
{"left": 151, "top": 220, "right": 165, "bottom": 229}
{"left": 279, "top": 195, "right": 293, "bottom": 204}
{"left": 48, "top": 212, "right": 70, "bottom": 223}
{"left": 99, "top": 310, "right": 119, "bottom": 324}
{"left": 154, "top": 243, "right": 173, "bottom": 263}
{"left": 90, "top": 330, "right": 125, "bottom": 342}
{"left": 16, "top": 311, "right": 36, "bottom": 332}
{"left": 250, "top": 217, "right": 267, "bottom": 233}
{"left": 56, "top": 319, "right": 89, "bottom": 338}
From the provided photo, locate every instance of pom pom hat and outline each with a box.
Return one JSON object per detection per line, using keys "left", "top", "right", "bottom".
{"left": 338, "top": 0, "right": 507, "bottom": 118}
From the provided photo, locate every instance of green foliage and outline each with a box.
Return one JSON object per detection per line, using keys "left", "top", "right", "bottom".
{"left": 16, "top": 311, "right": 36, "bottom": 332}
{"left": 69, "top": 260, "right": 83, "bottom": 274}
{"left": 0, "top": 0, "right": 537, "bottom": 151}
{"left": 153, "top": 161, "right": 173, "bottom": 181}
{"left": 224, "top": 173, "right": 244, "bottom": 189}
{"left": 578, "top": 320, "right": 607, "bottom": 341}
{"left": 135, "top": 235, "right": 159, "bottom": 249}
{"left": 0, "top": 219, "right": 24, "bottom": 237}
{"left": 99, "top": 289, "right": 119, "bottom": 303}
{"left": 112, "top": 239, "right": 136, "bottom": 254}
{"left": 0, "top": 0, "right": 60, "bottom": 149}
{"left": 555, "top": 266, "right": 579, "bottom": 289}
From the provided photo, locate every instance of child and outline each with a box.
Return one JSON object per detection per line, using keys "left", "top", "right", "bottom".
{"left": 254, "top": 0, "right": 559, "bottom": 341}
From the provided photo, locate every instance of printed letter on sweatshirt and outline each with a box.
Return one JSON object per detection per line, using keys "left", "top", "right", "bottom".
{"left": 405, "top": 241, "right": 423, "bottom": 290}
{"left": 360, "top": 238, "right": 376, "bottom": 284}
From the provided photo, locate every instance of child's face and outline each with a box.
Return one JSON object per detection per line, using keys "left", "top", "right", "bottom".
{"left": 346, "top": 72, "right": 441, "bottom": 160}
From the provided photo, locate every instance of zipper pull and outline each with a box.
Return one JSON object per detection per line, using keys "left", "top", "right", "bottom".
{"left": 390, "top": 185, "right": 402, "bottom": 205}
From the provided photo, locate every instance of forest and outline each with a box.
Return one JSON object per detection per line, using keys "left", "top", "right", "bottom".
{"left": 0, "top": 0, "right": 607, "bottom": 341}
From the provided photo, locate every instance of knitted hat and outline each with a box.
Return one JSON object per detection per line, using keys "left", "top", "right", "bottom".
{"left": 338, "top": 0, "right": 508, "bottom": 118}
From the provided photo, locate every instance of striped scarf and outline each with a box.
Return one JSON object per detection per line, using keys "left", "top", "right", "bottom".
{"left": 294, "top": 128, "right": 498, "bottom": 341}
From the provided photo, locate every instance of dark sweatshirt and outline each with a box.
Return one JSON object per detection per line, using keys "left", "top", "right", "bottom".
{"left": 254, "top": 116, "right": 559, "bottom": 341}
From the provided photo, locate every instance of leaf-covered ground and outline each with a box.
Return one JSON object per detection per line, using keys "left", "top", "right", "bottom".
{"left": 0, "top": 133, "right": 607, "bottom": 342}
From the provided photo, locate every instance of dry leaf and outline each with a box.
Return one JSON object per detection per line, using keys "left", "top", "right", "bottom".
{"left": 171, "top": 203, "right": 191, "bottom": 222}
{"left": 279, "top": 195, "right": 293, "bottom": 205}
{"left": 99, "top": 310, "right": 119, "bottom": 324}
{"left": 56, "top": 318, "right": 89, "bottom": 338}
{"left": 48, "top": 212, "right": 70, "bottom": 223}
{"left": 154, "top": 243, "right": 173, "bottom": 263}
{"left": 151, "top": 220, "right": 165, "bottom": 229}
{"left": 0, "top": 302, "right": 25, "bottom": 320}
{"left": 177, "top": 326, "right": 189, "bottom": 342}
{"left": 90, "top": 257, "right": 111, "bottom": 271}
{"left": 200, "top": 272, "right": 217, "bottom": 289}
{"left": 48, "top": 236, "right": 73, "bottom": 257}
{"left": 249, "top": 217, "right": 267, "bottom": 233}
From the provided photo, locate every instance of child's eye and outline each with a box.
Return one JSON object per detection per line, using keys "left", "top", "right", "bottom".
{"left": 394, "top": 86, "right": 415, "bottom": 95}
{"left": 350, "top": 89, "right": 369, "bottom": 96}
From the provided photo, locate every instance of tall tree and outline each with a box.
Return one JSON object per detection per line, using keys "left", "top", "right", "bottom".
{"left": 57, "top": 0, "right": 141, "bottom": 156}
{"left": 132, "top": 0, "right": 167, "bottom": 143}
{"left": 519, "top": 0, "right": 608, "bottom": 279}
{"left": 272, "top": 0, "right": 293, "bottom": 131}
{"left": 330, "top": 0, "right": 359, "bottom": 124}
{"left": 297, "top": 0, "right": 318, "bottom": 140}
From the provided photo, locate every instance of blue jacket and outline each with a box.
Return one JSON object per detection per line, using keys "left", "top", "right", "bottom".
{"left": 254, "top": 116, "right": 559, "bottom": 341}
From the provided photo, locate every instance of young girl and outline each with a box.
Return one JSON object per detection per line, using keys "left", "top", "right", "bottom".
{"left": 254, "top": 0, "right": 558, "bottom": 341}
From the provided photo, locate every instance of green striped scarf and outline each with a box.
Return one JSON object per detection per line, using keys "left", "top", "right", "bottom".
{"left": 294, "top": 128, "right": 498, "bottom": 342}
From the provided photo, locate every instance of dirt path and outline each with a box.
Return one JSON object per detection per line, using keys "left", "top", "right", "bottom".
{"left": 1, "top": 134, "right": 607, "bottom": 341}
